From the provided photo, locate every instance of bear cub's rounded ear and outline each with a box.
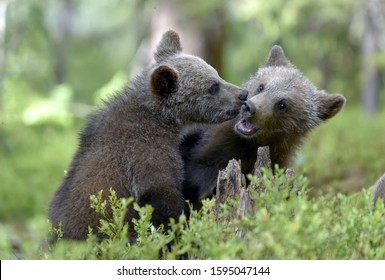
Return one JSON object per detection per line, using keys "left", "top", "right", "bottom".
{"left": 150, "top": 65, "right": 179, "bottom": 98}
{"left": 317, "top": 92, "right": 346, "bottom": 120}
{"left": 264, "top": 45, "right": 293, "bottom": 68}
{"left": 154, "top": 30, "right": 182, "bottom": 63}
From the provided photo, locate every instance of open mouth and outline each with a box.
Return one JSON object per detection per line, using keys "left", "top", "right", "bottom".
{"left": 235, "top": 117, "right": 259, "bottom": 137}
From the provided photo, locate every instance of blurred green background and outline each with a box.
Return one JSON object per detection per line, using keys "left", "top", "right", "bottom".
{"left": 1, "top": 0, "right": 385, "bottom": 258}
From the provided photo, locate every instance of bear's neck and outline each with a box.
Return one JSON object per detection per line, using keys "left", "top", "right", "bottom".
{"left": 196, "top": 119, "right": 306, "bottom": 173}
{"left": 268, "top": 133, "right": 304, "bottom": 168}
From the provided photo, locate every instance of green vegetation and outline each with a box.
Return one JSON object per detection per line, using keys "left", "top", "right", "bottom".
{"left": 1, "top": 165, "right": 384, "bottom": 260}
{"left": 299, "top": 107, "right": 385, "bottom": 195}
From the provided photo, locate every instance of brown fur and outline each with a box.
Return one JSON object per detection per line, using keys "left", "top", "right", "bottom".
{"left": 49, "top": 30, "right": 248, "bottom": 241}
{"left": 181, "top": 45, "right": 346, "bottom": 202}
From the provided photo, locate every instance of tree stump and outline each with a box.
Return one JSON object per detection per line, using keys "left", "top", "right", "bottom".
{"left": 214, "top": 159, "right": 246, "bottom": 218}
{"left": 215, "top": 159, "right": 246, "bottom": 205}
{"left": 214, "top": 146, "right": 272, "bottom": 235}
{"left": 214, "top": 146, "right": 295, "bottom": 239}
{"left": 249, "top": 146, "right": 272, "bottom": 195}
{"left": 252, "top": 146, "right": 272, "bottom": 178}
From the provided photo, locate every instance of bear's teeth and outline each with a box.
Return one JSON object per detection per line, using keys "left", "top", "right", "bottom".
{"left": 236, "top": 118, "right": 258, "bottom": 136}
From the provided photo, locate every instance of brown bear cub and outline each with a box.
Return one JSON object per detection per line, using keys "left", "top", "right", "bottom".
{"left": 49, "top": 30, "right": 248, "bottom": 241}
{"left": 181, "top": 45, "right": 346, "bottom": 202}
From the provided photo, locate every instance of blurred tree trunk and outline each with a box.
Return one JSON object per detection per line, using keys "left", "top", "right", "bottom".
{"left": 353, "top": 0, "right": 385, "bottom": 115}
{"left": 362, "top": 24, "right": 381, "bottom": 115}
{"left": 362, "top": 0, "right": 382, "bottom": 115}
{"left": 201, "top": 8, "right": 226, "bottom": 74}
{"left": 0, "top": 0, "right": 7, "bottom": 109}
{"left": 0, "top": 0, "right": 9, "bottom": 151}
{"left": 150, "top": 0, "right": 226, "bottom": 74}
{"left": 53, "top": 0, "right": 75, "bottom": 85}
{"left": 320, "top": 54, "right": 331, "bottom": 90}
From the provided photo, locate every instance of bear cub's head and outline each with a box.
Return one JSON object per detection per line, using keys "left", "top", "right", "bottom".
{"left": 150, "top": 30, "right": 248, "bottom": 124}
{"left": 235, "top": 45, "right": 346, "bottom": 142}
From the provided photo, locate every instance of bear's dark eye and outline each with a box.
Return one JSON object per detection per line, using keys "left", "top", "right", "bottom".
{"left": 256, "top": 84, "right": 265, "bottom": 94}
{"left": 209, "top": 83, "right": 220, "bottom": 95}
{"left": 276, "top": 99, "right": 287, "bottom": 113}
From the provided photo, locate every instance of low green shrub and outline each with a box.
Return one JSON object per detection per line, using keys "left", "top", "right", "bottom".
{"left": 43, "top": 168, "right": 385, "bottom": 260}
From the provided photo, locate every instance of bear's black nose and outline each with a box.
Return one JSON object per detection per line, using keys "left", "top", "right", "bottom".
{"left": 243, "top": 100, "right": 256, "bottom": 115}
{"left": 238, "top": 90, "right": 249, "bottom": 101}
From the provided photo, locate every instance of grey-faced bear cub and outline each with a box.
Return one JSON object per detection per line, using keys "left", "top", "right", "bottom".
{"left": 181, "top": 45, "right": 346, "bottom": 203}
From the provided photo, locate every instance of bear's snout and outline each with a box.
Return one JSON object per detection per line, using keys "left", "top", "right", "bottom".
{"left": 243, "top": 100, "right": 256, "bottom": 115}
{"left": 238, "top": 90, "right": 249, "bottom": 101}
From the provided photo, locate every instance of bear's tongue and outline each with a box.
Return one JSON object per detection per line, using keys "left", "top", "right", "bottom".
{"left": 236, "top": 118, "right": 259, "bottom": 136}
